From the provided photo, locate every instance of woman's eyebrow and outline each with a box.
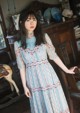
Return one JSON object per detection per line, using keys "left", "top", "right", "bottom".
{"left": 27, "top": 17, "right": 36, "bottom": 19}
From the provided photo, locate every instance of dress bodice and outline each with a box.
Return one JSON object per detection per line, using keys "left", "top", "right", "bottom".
{"left": 26, "top": 36, "right": 36, "bottom": 50}
{"left": 14, "top": 33, "right": 58, "bottom": 70}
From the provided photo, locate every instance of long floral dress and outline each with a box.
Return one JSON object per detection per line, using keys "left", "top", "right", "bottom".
{"left": 14, "top": 33, "right": 70, "bottom": 113}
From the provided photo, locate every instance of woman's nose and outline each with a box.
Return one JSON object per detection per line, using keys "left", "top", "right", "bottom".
{"left": 30, "top": 20, "right": 34, "bottom": 24}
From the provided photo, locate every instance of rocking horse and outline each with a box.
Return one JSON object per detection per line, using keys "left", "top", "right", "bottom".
{"left": 0, "top": 64, "right": 19, "bottom": 95}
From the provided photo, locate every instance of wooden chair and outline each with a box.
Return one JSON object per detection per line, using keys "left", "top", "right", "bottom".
{"left": 66, "top": 67, "right": 80, "bottom": 113}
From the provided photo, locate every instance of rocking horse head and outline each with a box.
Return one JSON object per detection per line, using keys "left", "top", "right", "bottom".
{"left": 0, "top": 64, "right": 19, "bottom": 95}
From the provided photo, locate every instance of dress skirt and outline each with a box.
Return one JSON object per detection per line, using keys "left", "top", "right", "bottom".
{"left": 26, "top": 59, "right": 70, "bottom": 113}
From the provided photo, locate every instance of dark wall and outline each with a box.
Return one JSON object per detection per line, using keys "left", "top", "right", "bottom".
{"left": 69, "top": 0, "right": 80, "bottom": 16}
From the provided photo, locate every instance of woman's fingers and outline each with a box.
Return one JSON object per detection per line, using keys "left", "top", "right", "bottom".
{"left": 25, "top": 88, "right": 31, "bottom": 98}
{"left": 69, "top": 66, "right": 78, "bottom": 74}
{"left": 26, "top": 91, "right": 31, "bottom": 98}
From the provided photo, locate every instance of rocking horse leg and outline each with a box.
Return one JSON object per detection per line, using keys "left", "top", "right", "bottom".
{"left": 10, "top": 79, "right": 20, "bottom": 95}
{"left": 4, "top": 77, "right": 20, "bottom": 95}
{"left": 9, "top": 82, "right": 14, "bottom": 91}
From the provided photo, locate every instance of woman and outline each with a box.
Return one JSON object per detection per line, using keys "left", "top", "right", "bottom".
{"left": 14, "top": 10, "right": 76, "bottom": 113}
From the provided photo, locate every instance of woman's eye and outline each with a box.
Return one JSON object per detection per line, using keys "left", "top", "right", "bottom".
{"left": 27, "top": 19, "right": 30, "bottom": 21}
{"left": 33, "top": 18, "right": 36, "bottom": 21}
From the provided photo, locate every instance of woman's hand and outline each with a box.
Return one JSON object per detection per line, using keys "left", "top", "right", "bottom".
{"left": 24, "top": 87, "right": 31, "bottom": 98}
{"left": 67, "top": 66, "right": 78, "bottom": 74}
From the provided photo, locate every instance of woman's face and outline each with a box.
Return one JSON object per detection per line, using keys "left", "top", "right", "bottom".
{"left": 24, "top": 15, "right": 37, "bottom": 33}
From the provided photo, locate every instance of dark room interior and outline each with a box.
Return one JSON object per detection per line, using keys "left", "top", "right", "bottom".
{"left": 0, "top": 0, "right": 80, "bottom": 113}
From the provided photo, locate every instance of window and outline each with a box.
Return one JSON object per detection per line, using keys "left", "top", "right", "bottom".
{"left": 0, "top": 6, "right": 7, "bottom": 50}
{"left": 0, "top": 22, "right": 6, "bottom": 50}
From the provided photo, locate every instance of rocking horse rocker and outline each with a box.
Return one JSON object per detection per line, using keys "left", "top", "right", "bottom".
{"left": 0, "top": 64, "right": 19, "bottom": 95}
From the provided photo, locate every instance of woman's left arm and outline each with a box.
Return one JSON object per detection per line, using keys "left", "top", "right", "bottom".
{"left": 52, "top": 55, "right": 76, "bottom": 74}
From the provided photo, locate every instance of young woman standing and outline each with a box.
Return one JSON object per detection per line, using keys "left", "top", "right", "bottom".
{"left": 14, "top": 10, "right": 76, "bottom": 113}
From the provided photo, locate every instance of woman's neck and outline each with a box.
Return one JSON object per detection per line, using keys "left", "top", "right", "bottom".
{"left": 28, "top": 32, "right": 34, "bottom": 38}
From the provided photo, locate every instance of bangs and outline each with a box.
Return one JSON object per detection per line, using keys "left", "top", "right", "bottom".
{"left": 27, "top": 14, "right": 36, "bottom": 18}
{"left": 20, "top": 10, "right": 37, "bottom": 22}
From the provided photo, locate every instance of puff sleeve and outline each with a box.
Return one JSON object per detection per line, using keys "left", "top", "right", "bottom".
{"left": 45, "top": 33, "right": 58, "bottom": 60}
{"left": 14, "top": 41, "right": 25, "bottom": 70}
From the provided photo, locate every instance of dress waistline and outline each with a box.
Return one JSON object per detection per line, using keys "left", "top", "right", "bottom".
{"left": 26, "top": 59, "right": 48, "bottom": 68}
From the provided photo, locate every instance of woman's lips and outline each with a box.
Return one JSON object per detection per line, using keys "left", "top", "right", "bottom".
{"left": 30, "top": 26, "right": 34, "bottom": 28}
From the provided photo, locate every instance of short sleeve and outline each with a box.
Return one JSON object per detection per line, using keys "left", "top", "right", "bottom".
{"left": 45, "top": 33, "right": 58, "bottom": 60}
{"left": 14, "top": 41, "right": 25, "bottom": 70}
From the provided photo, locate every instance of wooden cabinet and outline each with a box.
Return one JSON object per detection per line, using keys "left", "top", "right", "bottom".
{"left": 42, "top": 19, "right": 80, "bottom": 110}
{"left": 42, "top": 19, "right": 80, "bottom": 109}
{"left": 42, "top": 18, "right": 79, "bottom": 67}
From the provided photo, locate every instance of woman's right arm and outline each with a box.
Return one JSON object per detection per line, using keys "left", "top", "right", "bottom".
{"left": 19, "top": 68, "right": 31, "bottom": 97}
{"left": 14, "top": 41, "right": 31, "bottom": 97}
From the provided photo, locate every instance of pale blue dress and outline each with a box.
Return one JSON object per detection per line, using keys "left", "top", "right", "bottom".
{"left": 14, "top": 33, "right": 70, "bottom": 113}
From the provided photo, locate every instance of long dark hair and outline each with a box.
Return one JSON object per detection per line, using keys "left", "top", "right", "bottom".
{"left": 16, "top": 10, "right": 45, "bottom": 49}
